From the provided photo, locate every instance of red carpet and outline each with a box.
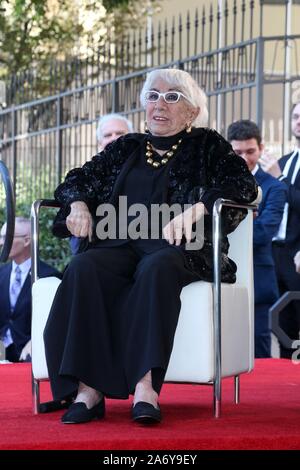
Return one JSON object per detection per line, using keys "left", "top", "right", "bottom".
{"left": 0, "top": 359, "right": 300, "bottom": 450}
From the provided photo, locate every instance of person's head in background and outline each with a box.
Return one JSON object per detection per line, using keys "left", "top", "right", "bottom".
{"left": 227, "top": 119, "right": 263, "bottom": 172}
{"left": 291, "top": 101, "right": 300, "bottom": 146}
{"left": 96, "top": 113, "right": 134, "bottom": 151}
{"left": 0, "top": 217, "right": 31, "bottom": 265}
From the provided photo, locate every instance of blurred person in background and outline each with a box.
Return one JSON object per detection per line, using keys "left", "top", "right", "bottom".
{"left": 96, "top": 113, "right": 133, "bottom": 151}
{"left": 0, "top": 217, "right": 61, "bottom": 362}
{"left": 259, "top": 102, "right": 300, "bottom": 358}
{"left": 228, "top": 119, "right": 287, "bottom": 358}
{"left": 70, "top": 113, "right": 134, "bottom": 255}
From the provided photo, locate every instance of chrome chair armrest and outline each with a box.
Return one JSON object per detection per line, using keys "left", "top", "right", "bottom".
{"left": 30, "top": 199, "right": 62, "bottom": 414}
{"left": 212, "top": 198, "right": 258, "bottom": 417}
{"left": 30, "top": 199, "right": 61, "bottom": 285}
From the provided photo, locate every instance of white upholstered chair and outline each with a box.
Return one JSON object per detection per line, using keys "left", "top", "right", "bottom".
{"left": 31, "top": 198, "right": 257, "bottom": 417}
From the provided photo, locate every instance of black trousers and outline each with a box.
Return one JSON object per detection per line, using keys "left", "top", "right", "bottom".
{"left": 272, "top": 243, "right": 300, "bottom": 358}
{"left": 254, "top": 304, "right": 271, "bottom": 358}
{"left": 44, "top": 241, "right": 199, "bottom": 401}
{"left": 5, "top": 343, "right": 20, "bottom": 362}
{"left": 254, "top": 265, "right": 279, "bottom": 358}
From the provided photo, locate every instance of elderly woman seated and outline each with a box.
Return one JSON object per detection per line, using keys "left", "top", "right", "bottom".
{"left": 44, "top": 68, "right": 258, "bottom": 425}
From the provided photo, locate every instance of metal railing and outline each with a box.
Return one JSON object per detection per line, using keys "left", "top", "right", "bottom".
{"left": 29, "top": 197, "right": 258, "bottom": 416}
{"left": 0, "top": 5, "right": 300, "bottom": 205}
{"left": 3, "top": 0, "right": 300, "bottom": 107}
{"left": 3, "top": 0, "right": 263, "bottom": 106}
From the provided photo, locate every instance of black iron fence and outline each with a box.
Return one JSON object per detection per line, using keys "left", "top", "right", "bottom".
{"left": 2, "top": 0, "right": 300, "bottom": 107}
{"left": 0, "top": 0, "right": 300, "bottom": 205}
{"left": 1, "top": 32, "right": 300, "bottom": 206}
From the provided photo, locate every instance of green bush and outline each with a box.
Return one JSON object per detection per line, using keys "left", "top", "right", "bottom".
{"left": 1, "top": 162, "right": 71, "bottom": 272}
{"left": 0, "top": 200, "right": 71, "bottom": 273}
{"left": 32, "top": 204, "right": 71, "bottom": 273}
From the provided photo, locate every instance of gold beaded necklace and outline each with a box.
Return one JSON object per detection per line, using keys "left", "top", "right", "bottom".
{"left": 146, "top": 138, "right": 183, "bottom": 169}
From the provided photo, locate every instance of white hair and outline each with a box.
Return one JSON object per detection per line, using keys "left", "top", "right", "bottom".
{"left": 14, "top": 217, "right": 31, "bottom": 236}
{"left": 15, "top": 217, "right": 30, "bottom": 228}
{"left": 140, "top": 68, "right": 208, "bottom": 127}
{"left": 1, "top": 217, "right": 30, "bottom": 235}
{"left": 96, "top": 113, "right": 133, "bottom": 141}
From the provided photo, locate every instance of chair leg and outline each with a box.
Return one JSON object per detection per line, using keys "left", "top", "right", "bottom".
{"left": 32, "top": 378, "right": 40, "bottom": 414}
{"left": 213, "top": 382, "right": 221, "bottom": 418}
{"left": 234, "top": 375, "right": 240, "bottom": 404}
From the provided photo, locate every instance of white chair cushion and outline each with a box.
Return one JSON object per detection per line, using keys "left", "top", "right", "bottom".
{"left": 31, "top": 277, "right": 61, "bottom": 380}
{"left": 165, "top": 280, "right": 252, "bottom": 383}
{"left": 32, "top": 274, "right": 253, "bottom": 384}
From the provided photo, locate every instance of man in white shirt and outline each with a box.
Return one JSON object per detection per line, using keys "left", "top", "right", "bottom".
{"left": 0, "top": 217, "right": 60, "bottom": 362}
{"left": 259, "top": 101, "right": 300, "bottom": 358}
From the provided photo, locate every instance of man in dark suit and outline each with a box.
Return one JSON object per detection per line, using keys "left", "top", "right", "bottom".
{"left": 259, "top": 102, "right": 300, "bottom": 358}
{"left": 0, "top": 217, "right": 61, "bottom": 362}
{"left": 228, "top": 120, "right": 287, "bottom": 357}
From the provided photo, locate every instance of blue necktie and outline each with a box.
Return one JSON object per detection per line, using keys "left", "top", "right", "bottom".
{"left": 10, "top": 265, "right": 22, "bottom": 312}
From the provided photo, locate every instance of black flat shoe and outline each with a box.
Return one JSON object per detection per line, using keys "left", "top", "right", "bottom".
{"left": 61, "top": 397, "right": 105, "bottom": 424}
{"left": 132, "top": 401, "right": 161, "bottom": 424}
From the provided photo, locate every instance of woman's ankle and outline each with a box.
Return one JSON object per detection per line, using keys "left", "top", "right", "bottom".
{"left": 133, "top": 382, "right": 158, "bottom": 408}
{"left": 74, "top": 382, "right": 103, "bottom": 409}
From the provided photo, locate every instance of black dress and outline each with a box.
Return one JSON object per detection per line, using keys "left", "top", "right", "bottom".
{"left": 44, "top": 137, "right": 199, "bottom": 400}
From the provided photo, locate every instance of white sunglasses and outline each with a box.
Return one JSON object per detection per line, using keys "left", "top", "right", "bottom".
{"left": 144, "top": 90, "right": 192, "bottom": 104}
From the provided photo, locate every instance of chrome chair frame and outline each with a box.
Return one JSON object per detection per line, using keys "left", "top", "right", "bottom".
{"left": 212, "top": 199, "right": 257, "bottom": 417}
{"left": 31, "top": 199, "right": 61, "bottom": 414}
{"left": 31, "top": 198, "right": 258, "bottom": 416}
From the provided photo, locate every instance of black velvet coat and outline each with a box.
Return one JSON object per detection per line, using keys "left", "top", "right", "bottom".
{"left": 52, "top": 128, "right": 258, "bottom": 282}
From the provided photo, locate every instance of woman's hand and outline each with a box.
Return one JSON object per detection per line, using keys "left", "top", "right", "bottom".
{"left": 66, "top": 201, "right": 93, "bottom": 241}
{"left": 294, "top": 251, "right": 300, "bottom": 274}
{"left": 163, "top": 202, "right": 206, "bottom": 246}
